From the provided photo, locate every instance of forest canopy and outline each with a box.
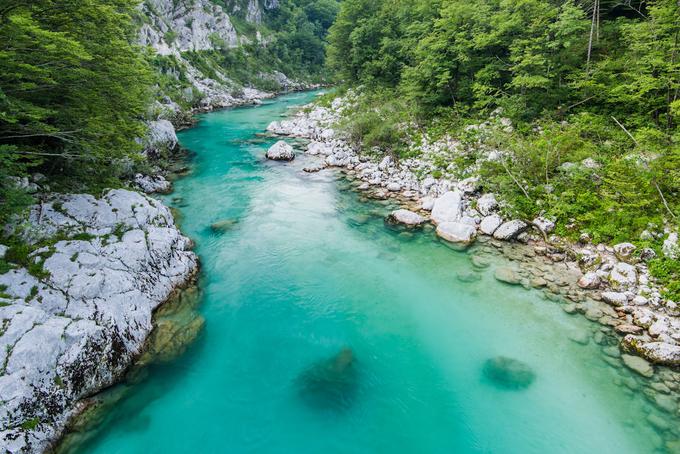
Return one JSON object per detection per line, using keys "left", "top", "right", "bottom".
{"left": 326, "top": 0, "right": 680, "bottom": 241}
{"left": 0, "top": 0, "right": 153, "bottom": 222}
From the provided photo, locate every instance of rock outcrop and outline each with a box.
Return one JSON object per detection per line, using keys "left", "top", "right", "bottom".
{"left": 386, "top": 209, "right": 425, "bottom": 227}
{"left": 0, "top": 189, "right": 198, "bottom": 453}
{"left": 266, "top": 140, "right": 295, "bottom": 161}
{"left": 137, "top": 0, "right": 289, "bottom": 112}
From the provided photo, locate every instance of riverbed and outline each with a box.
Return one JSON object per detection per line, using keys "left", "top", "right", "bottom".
{"left": 65, "top": 91, "right": 668, "bottom": 453}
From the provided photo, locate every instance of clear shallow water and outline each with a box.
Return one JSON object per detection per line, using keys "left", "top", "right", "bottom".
{"left": 68, "top": 91, "right": 664, "bottom": 453}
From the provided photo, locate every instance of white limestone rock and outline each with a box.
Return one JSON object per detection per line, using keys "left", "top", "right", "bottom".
{"left": 436, "top": 222, "right": 477, "bottom": 244}
{"left": 613, "top": 242, "right": 636, "bottom": 260}
{"left": 577, "top": 272, "right": 601, "bottom": 289}
{"left": 663, "top": 232, "right": 679, "bottom": 259}
{"left": 532, "top": 217, "right": 555, "bottom": 234}
{"left": 601, "top": 291, "right": 628, "bottom": 306}
{"left": 493, "top": 220, "right": 528, "bottom": 241}
{"left": 306, "top": 141, "right": 332, "bottom": 156}
{"left": 0, "top": 189, "right": 198, "bottom": 453}
{"left": 609, "top": 262, "right": 638, "bottom": 290}
{"left": 139, "top": 0, "right": 238, "bottom": 55}
{"left": 622, "top": 336, "right": 680, "bottom": 366}
{"left": 387, "top": 209, "right": 425, "bottom": 227}
{"left": 386, "top": 182, "right": 402, "bottom": 192}
{"left": 143, "top": 120, "right": 178, "bottom": 156}
{"left": 266, "top": 140, "right": 295, "bottom": 161}
{"left": 430, "top": 191, "right": 463, "bottom": 225}
{"left": 134, "top": 174, "right": 172, "bottom": 194}
{"left": 479, "top": 215, "right": 503, "bottom": 236}
{"left": 476, "top": 194, "right": 497, "bottom": 216}
{"left": 420, "top": 196, "right": 435, "bottom": 211}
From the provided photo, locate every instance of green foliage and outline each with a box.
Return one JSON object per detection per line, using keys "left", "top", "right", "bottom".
{"left": 327, "top": 0, "right": 680, "bottom": 245}
{"left": 0, "top": 146, "right": 35, "bottom": 226}
{"left": 20, "top": 417, "right": 40, "bottom": 431}
{"left": 338, "top": 93, "right": 412, "bottom": 157}
{"left": 649, "top": 257, "right": 680, "bottom": 301}
{"left": 0, "top": 0, "right": 153, "bottom": 218}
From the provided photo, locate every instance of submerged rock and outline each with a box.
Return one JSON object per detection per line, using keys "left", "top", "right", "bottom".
{"left": 210, "top": 218, "right": 239, "bottom": 232}
{"left": 621, "top": 354, "right": 654, "bottom": 377}
{"left": 297, "top": 348, "right": 358, "bottom": 411}
{"left": 494, "top": 267, "right": 521, "bottom": 285}
{"left": 482, "top": 356, "right": 536, "bottom": 390}
{"left": 457, "top": 270, "right": 482, "bottom": 283}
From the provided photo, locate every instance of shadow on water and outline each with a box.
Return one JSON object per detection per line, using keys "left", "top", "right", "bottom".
{"left": 296, "top": 348, "right": 359, "bottom": 412}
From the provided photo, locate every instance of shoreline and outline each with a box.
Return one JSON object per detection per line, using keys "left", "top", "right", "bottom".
{"left": 264, "top": 98, "right": 680, "bottom": 447}
{"left": 0, "top": 190, "right": 199, "bottom": 453}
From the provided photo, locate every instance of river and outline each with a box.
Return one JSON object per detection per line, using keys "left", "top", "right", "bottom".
{"left": 66, "top": 90, "right": 667, "bottom": 453}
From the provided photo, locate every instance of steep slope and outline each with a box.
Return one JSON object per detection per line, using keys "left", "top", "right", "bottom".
{"left": 138, "top": 0, "right": 332, "bottom": 114}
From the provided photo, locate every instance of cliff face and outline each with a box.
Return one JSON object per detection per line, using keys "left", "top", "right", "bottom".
{"left": 139, "top": 0, "right": 240, "bottom": 55}
{"left": 138, "top": 0, "right": 298, "bottom": 113}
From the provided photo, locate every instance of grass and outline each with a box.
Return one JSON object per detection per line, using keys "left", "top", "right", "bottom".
{"left": 20, "top": 417, "right": 40, "bottom": 430}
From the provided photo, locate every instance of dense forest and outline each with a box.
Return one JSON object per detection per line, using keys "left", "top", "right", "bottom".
{"left": 326, "top": 0, "right": 680, "bottom": 297}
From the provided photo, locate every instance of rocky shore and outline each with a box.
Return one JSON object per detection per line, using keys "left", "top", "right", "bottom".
{"left": 266, "top": 97, "right": 680, "bottom": 449}
{"left": 0, "top": 189, "right": 198, "bottom": 453}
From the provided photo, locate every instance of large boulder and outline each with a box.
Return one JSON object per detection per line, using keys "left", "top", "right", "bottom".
{"left": 601, "top": 291, "right": 628, "bottom": 306}
{"left": 436, "top": 222, "right": 477, "bottom": 244}
{"left": 386, "top": 209, "right": 425, "bottom": 227}
{"left": 430, "top": 191, "right": 463, "bottom": 225}
{"left": 266, "top": 140, "right": 295, "bottom": 161}
{"left": 577, "top": 271, "right": 601, "bottom": 289}
{"left": 622, "top": 335, "right": 680, "bottom": 366}
{"left": 609, "top": 262, "right": 638, "bottom": 290}
{"left": 480, "top": 214, "right": 503, "bottom": 236}
{"left": 143, "top": 120, "right": 178, "bottom": 156}
{"left": 493, "top": 220, "right": 528, "bottom": 240}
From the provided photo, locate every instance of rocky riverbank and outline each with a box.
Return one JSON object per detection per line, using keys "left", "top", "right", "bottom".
{"left": 266, "top": 97, "right": 680, "bottom": 449}
{"left": 0, "top": 189, "right": 198, "bottom": 453}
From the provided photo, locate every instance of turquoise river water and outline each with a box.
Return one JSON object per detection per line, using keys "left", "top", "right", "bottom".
{"left": 67, "top": 91, "right": 668, "bottom": 453}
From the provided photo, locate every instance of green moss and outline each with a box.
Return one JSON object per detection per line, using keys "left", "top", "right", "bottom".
{"left": 20, "top": 417, "right": 40, "bottom": 430}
